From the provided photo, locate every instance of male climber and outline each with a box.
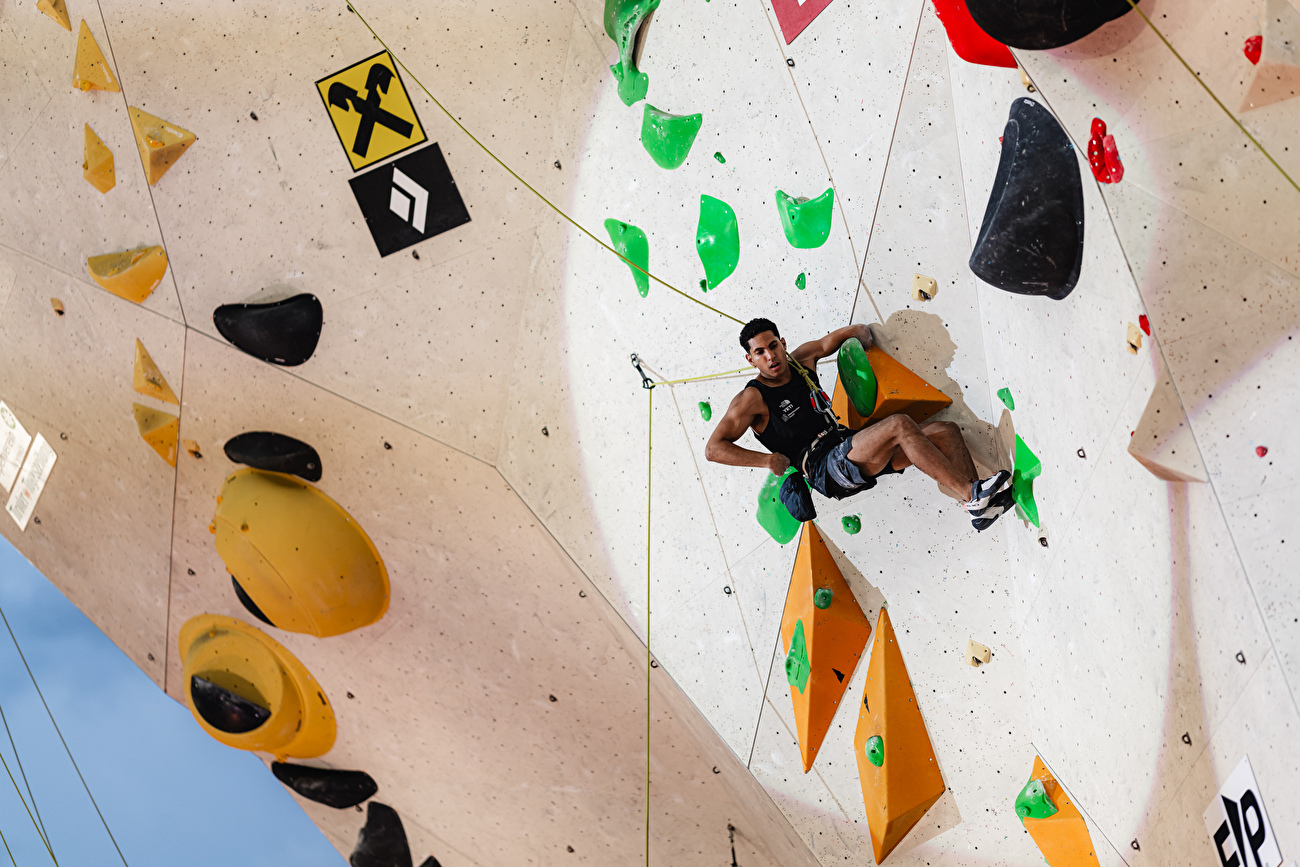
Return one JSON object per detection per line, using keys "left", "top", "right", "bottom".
{"left": 705, "top": 319, "right": 1014, "bottom": 530}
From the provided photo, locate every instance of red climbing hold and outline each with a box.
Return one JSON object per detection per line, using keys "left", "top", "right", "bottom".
{"left": 1244, "top": 35, "right": 1263, "bottom": 65}
{"left": 1256, "top": 445, "right": 1268, "bottom": 457}
{"left": 931, "top": 0, "right": 1017, "bottom": 68}
{"left": 1139, "top": 314, "right": 1150, "bottom": 335}
{"left": 1087, "top": 118, "right": 1108, "bottom": 183}
{"left": 1103, "top": 134, "right": 1124, "bottom": 183}
{"left": 1091, "top": 118, "right": 1107, "bottom": 138}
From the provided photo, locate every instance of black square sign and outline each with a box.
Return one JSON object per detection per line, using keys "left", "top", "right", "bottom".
{"left": 349, "top": 142, "right": 471, "bottom": 257}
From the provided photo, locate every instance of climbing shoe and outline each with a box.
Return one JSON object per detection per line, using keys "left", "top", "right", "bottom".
{"left": 962, "top": 469, "right": 1011, "bottom": 512}
{"left": 971, "top": 487, "right": 1015, "bottom": 531}
{"left": 780, "top": 471, "right": 817, "bottom": 523}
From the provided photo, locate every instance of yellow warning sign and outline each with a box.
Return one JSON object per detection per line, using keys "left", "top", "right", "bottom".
{"left": 316, "top": 51, "right": 427, "bottom": 171}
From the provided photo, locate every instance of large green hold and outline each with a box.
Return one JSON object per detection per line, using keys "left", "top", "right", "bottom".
{"left": 604, "top": 218, "right": 650, "bottom": 298}
{"left": 865, "top": 735, "right": 884, "bottom": 767}
{"left": 640, "top": 105, "right": 702, "bottom": 170}
{"left": 776, "top": 187, "right": 835, "bottom": 249}
{"left": 605, "top": 0, "right": 661, "bottom": 106}
{"left": 757, "top": 467, "right": 802, "bottom": 544}
{"left": 837, "top": 338, "right": 877, "bottom": 417}
{"left": 696, "top": 194, "right": 739, "bottom": 291}
{"left": 1012, "top": 435, "right": 1042, "bottom": 527}
{"left": 1014, "top": 778, "right": 1058, "bottom": 820}
{"left": 785, "top": 618, "right": 810, "bottom": 693}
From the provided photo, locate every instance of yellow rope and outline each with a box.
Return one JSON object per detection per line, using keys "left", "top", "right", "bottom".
{"left": 347, "top": 5, "right": 745, "bottom": 326}
{"left": 656, "top": 366, "right": 753, "bottom": 385}
{"left": 0, "top": 744, "right": 55, "bottom": 864}
{"left": 0, "top": 825, "right": 16, "bottom": 867}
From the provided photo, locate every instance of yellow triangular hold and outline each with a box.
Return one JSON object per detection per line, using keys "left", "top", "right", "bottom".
{"left": 87, "top": 246, "right": 167, "bottom": 303}
{"left": 832, "top": 345, "right": 953, "bottom": 430}
{"left": 133, "top": 403, "right": 178, "bottom": 467}
{"left": 83, "top": 124, "right": 115, "bottom": 194}
{"left": 129, "top": 106, "right": 196, "bottom": 186}
{"left": 36, "top": 0, "right": 71, "bottom": 31}
{"left": 855, "top": 608, "right": 945, "bottom": 863}
{"left": 1020, "top": 757, "right": 1100, "bottom": 867}
{"left": 73, "top": 21, "right": 119, "bottom": 92}
{"left": 133, "top": 340, "right": 179, "bottom": 405}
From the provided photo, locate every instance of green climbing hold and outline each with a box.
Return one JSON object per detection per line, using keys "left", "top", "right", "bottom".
{"left": 785, "top": 619, "right": 810, "bottom": 693}
{"left": 997, "top": 387, "right": 1016, "bottom": 410}
{"left": 757, "top": 467, "right": 802, "bottom": 544}
{"left": 776, "top": 187, "right": 835, "bottom": 249}
{"left": 1014, "top": 778, "right": 1058, "bottom": 820}
{"left": 842, "top": 514, "right": 861, "bottom": 534}
{"left": 795, "top": 272, "right": 806, "bottom": 291}
{"left": 865, "top": 735, "right": 884, "bottom": 767}
{"left": 837, "top": 338, "right": 877, "bottom": 417}
{"left": 696, "top": 194, "right": 739, "bottom": 291}
{"left": 640, "top": 105, "right": 702, "bottom": 169}
{"left": 814, "top": 587, "right": 833, "bottom": 609}
{"left": 713, "top": 151, "right": 726, "bottom": 164}
{"left": 698, "top": 401, "right": 712, "bottom": 421}
{"left": 1012, "top": 435, "right": 1042, "bottom": 528}
{"left": 605, "top": 0, "right": 661, "bottom": 106}
{"left": 604, "top": 218, "right": 650, "bottom": 298}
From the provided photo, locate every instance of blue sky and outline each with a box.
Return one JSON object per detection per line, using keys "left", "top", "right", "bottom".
{"left": 0, "top": 538, "right": 346, "bottom": 867}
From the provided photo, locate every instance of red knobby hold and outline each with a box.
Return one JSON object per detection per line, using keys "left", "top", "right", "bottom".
{"left": 1256, "top": 445, "right": 1269, "bottom": 457}
{"left": 1103, "top": 134, "right": 1124, "bottom": 183}
{"left": 1139, "top": 314, "right": 1150, "bottom": 335}
{"left": 1244, "top": 35, "right": 1262, "bottom": 65}
{"left": 1087, "top": 117, "right": 1110, "bottom": 182}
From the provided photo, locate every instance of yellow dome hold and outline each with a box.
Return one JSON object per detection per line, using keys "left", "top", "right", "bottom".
{"left": 179, "top": 614, "right": 336, "bottom": 759}
{"left": 213, "top": 468, "right": 389, "bottom": 638}
{"left": 86, "top": 246, "right": 167, "bottom": 303}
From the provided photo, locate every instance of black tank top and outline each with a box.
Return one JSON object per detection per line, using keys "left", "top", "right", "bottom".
{"left": 749, "top": 367, "right": 837, "bottom": 463}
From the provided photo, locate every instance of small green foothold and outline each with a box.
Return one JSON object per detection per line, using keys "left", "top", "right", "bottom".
{"left": 1012, "top": 435, "right": 1042, "bottom": 528}
{"left": 842, "top": 514, "right": 861, "bottom": 534}
{"left": 776, "top": 187, "right": 835, "bottom": 249}
{"left": 785, "top": 619, "right": 810, "bottom": 693}
{"left": 997, "top": 387, "right": 1016, "bottom": 410}
{"left": 865, "top": 735, "right": 884, "bottom": 767}
{"left": 757, "top": 467, "right": 802, "bottom": 544}
{"left": 698, "top": 401, "right": 712, "bottom": 421}
{"left": 605, "top": 0, "right": 661, "bottom": 106}
{"left": 837, "top": 338, "right": 878, "bottom": 417}
{"left": 713, "top": 151, "right": 725, "bottom": 164}
{"left": 696, "top": 194, "right": 740, "bottom": 291}
{"left": 700, "top": 278, "right": 708, "bottom": 291}
{"left": 640, "top": 104, "right": 703, "bottom": 170}
{"left": 1014, "top": 778, "right": 1058, "bottom": 820}
{"left": 795, "top": 272, "right": 806, "bottom": 291}
{"left": 814, "top": 588, "right": 833, "bottom": 609}
{"left": 603, "top": 218, "right": 650, "bottom": 298}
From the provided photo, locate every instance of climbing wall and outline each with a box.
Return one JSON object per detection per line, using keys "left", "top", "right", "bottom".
{"left": 1, "top": 0, "right": 1298, "bottom": 864}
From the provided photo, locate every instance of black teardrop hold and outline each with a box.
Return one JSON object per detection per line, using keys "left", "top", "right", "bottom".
{"left": 224, "top": 431, "right": 323, "bottom": 482}
{"left": 271, "top": 762, "right": 379, "bottom": 809}
{"left": 350, "top": 802, "right": 413, "bottom": 867}
{"left": 213, "top": 294, "right": 323, "bottom": 366}
{"left": 190, "top": 675, "right": 270, "bottom": 734}
{"left": 966, "top": 0, "right": 1134, "bottom": 50}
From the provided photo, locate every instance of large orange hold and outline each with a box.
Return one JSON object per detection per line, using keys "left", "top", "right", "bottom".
{"left": 780, "top": 522, "right": 872, "bottom": 772}
{"left": 832, "top": 346, "right": 952, "bottom": 430}
{"left": 854, "top": 608, "right": 945, "bottom": 863}
{"left": 1021, "top": 757, "right": 1100, "bottom": 867}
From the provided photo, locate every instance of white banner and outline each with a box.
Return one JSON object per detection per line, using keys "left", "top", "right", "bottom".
{"left": 5, "top": 433, "right": 56, "bottom": 531}
{"left": 0, "top": 402, "right": 31, "bottom": 493}
{"left": 1204, "top": 755, "right": 1283, "bottom": 867}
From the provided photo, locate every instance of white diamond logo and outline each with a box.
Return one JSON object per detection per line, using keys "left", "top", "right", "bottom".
{"left": 388, "top": 167, "right": 428, "bottom": 233}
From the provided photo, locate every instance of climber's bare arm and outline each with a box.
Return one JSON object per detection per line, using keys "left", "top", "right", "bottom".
{"left": 791, "top": 323, "right": 874, "bottom": 367}
{"left": 705, "top": 388, "right": 789, "bottom": 475}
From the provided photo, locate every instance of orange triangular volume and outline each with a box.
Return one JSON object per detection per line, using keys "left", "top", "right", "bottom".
{"left": 854, "top": 608, "right": 945, "bottom": 864}
{"left": 779, "top": 522, "right": 872, "bottom": 772}
{"left": 1022, "top": 757, "right": 1100, "bottom": 867}
{"left": 73, "top": 20, "right": 120, "bottom": 92}
{"left": 36, "top": 0, "right": 71, "bottom": 30}
{"left": 831, "top": 346, "right": 952, "bottom": 431}
{"left": 129, "top": 106, "right": 196, "bottom": 185}
{"left": 133, "top": 403, "right": 178, "bottom": 467}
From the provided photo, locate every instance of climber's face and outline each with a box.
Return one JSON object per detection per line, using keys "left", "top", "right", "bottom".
{"left": 746, "top": 331, "right": 788, "bottom": 381}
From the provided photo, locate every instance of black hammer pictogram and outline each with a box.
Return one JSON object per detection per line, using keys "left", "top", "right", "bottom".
{"left": 328, "top": 63, "right": 414, "bottom": 158}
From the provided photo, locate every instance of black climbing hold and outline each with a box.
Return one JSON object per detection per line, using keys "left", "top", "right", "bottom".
{"left": 712, "top": 766, "right": 721, "bottom": 774}
{"left": 1236, "top": 651, "right": 1246, "bottom": 664}
{"left": 223, "top": 431, "right": 323, "bottom": 482}
{"left": 1131, "top": 840, "right": 1140, "bottom": 852}
{"left": 832, "top": 668, "right": 845, "bottom": 683}
{"left": 965, "top": 0, "right": 1134, "bottom": 50}
{"left": 650, "top": 660, "right": 659, "bottom": 668}
{"left": 549, "top": 694, "right": 558, "bottom": 702}
{"left": 578, "top": 590, "right": 587, "bottom": 598}
{"left": 1077, "top": 447, "right": 1087, "bottom": 459}
{"left": 250, "top": 111, "right": 259, "bottom": 121}
{"left": 1181, "top": 732, "right": 1192, "bottom": 745}
{"left": 213, "top": 294, "right": 323, "bottom": 367}
{"left": 723, "top": 585, "right": 732, "bottom": 595}
{"left": 542, "top": 426, "right": 549, "bottom": 437}
{"left": 417, "top": 859, "right": 442, "bottom": 867}
{"left": 554, "top": 160, "right": 562, "bottom": 169}
{"left": 271, "top": 762, "right": 379, "bottom": 809}
{"left": 190, "top": 675, "right": 270, "bottom": 734}
{"left": 232, "top": 576, "right": 275, "bottom": 627}
{"left": 786, "top": 57, "right": 795, "bottom": 67}
{"left": 969, "top": 99, "right": 1084, "bottom": 301}
{"left": 350, "top": 802, "right": 412, "bottom": 867}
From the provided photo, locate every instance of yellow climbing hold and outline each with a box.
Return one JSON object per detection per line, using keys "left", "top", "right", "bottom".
{"left": 129, "top": 106, "right": 196, "bottom": 186}
{"left": 133, "top": 339, "right": 179, "bottom": 405}
{"left": 73, "top": 20, "right": 119, "bottom": 92}
{"left": 36, "top": 0, "right": 71, "bottom": 31}
{"left": 87, "top": 246, "right": 168, "bottom": 303}
{"left": 133, "top": 403, "right": 179, "bottom": 467}
{"left": 83, "top": 124, "right": 115, "bottom": 194}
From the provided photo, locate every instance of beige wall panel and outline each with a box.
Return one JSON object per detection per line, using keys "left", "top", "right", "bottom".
{"left": 0, "top": 19, "right": 52, "bottom": 171}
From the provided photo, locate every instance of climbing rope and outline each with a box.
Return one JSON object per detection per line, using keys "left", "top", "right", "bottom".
{"left": 0, "top": 825, "right": 17, "bottom": 867}
{"left": 0, "top": 699, "right": 51, "bottom": 857}
{"left": 645, "top": 384, "right": 653, "bottom": 866}
{"left": 0, "top": 725, "right": 56, "bottom": 865}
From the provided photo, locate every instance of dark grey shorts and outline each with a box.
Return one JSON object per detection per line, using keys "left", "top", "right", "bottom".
{"left": 806, "top": 428, "right": 905, "bottom": 500}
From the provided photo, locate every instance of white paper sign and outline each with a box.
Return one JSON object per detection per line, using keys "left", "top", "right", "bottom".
{"left": 0, "top": 402, "right": 31, "bottom": 493}
{"left": 5, "top": 433, "right": 56, "bottom": 531}
{"left": 1204, "top": 755, "right": 1283, "bottom": 867}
